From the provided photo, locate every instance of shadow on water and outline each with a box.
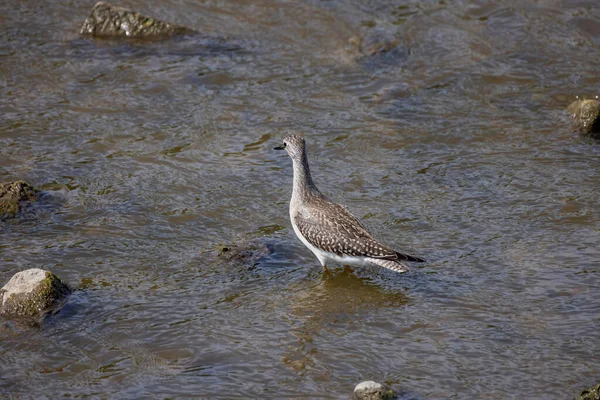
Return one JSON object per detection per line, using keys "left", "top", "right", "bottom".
{"left": 66, "top": 34, "right": 248, "bottom": 59}
{"left": 282, "top": 268, "right": 410, "bottom": 373}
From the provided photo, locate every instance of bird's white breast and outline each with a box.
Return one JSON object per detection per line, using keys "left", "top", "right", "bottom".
{"left": 289, "top": 207, "right": 373, "bottom": 268}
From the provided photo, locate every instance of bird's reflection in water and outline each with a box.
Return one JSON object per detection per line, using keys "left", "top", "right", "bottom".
{"left": 281, "top": 267, "right": 410, "bottom": 374}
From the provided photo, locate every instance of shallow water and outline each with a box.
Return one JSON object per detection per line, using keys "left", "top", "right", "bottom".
{"left": 1, "top": 0, "right": 599, "bottom": 398}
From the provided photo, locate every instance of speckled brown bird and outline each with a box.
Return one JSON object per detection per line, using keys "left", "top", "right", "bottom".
{"left": 274, "top": 134, "right": 424, "bottom": 273}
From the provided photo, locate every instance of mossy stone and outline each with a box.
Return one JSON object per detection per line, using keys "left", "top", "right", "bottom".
{"left": 80, "top": 2, "right": 194, "bottom": 39}
{"left": 568, "top": 99, "right": 600, "bottom": 137}
{"left": 0, "top": 180, "right": 38, "bottom": 219}
{"left": 0, "top": 269, "right": 72, "bottom": 319}
{"left": 354, "top": 381, "right": 394, "bottom": 400}
{"left": 575, "top": 384, "right": 600, "bottom": 400}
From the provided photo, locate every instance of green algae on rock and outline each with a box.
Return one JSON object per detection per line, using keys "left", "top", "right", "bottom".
{"left": 0, "top": 180, "right": 38, "bottom": 219}
{"left": 80, "top": 2, "right": 195, "bottom": 39}
{"left": 568, "top": 98, "right": 600, "bottom": 137}
{"left": 575, "top": 384, "right": 600, "bottom": 400}
{"left": 0, "top": 269, "right": 72, "bottom": 319}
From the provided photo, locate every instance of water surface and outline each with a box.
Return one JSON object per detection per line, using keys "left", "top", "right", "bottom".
{"left": 1, "top": 0, "right": 599, "bottom": 398}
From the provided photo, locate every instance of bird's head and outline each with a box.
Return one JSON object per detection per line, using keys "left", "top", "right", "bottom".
{"left": 274, "top": 134, "right": 306, "bottom": 160}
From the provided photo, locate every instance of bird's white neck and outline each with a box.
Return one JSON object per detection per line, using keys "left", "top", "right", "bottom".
{"left": 290, "top": 151, "right": 321, "bottom": 205}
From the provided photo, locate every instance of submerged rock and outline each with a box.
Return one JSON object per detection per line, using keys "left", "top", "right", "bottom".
{"left": 360, "top": 28, "right": 400, "bottom": 56}
{"left": 354, "top": 381, "right": 394, "bottom": 400}
{"left": 80, "top": 2, "right": 194, "bottom": 39}
{"left": 0, "top": 269, "right": 72, "bottom": 319}
{"left": 568, "top": 98, "right": 600, "bottom": 137}
{"left": 0, "top": 180, "right": 38, "bottom": 219}
{"left": 348, "top": 27, "right": 400, "bottom": 57}
{"left": 215, "top": 242, "right": 272, "bottom": 266}
{"left": 575, "top": 384, "right": 600, "bottom": 400}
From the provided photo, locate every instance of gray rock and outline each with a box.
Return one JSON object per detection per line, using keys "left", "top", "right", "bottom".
{"left": 354, "top": 381, "right": 394, "bottom": 400}
{"left": 0, "top": 180, "right": 38, "bottom": 219}
{"left": 80, "top": 2, "right": 194, "bottom": 39}
{"left": 575, "top": 384, "right": 600, "bottom": 400}
{"left": 0, "top": 269, "right": 72, "bottom": 319}
{"left": 568, "top": 98, "right": 600, "bottom": 137}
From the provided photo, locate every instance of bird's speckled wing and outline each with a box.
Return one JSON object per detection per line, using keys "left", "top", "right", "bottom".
{"left": 294, "top": 199, "right": 423, "bottom": 262}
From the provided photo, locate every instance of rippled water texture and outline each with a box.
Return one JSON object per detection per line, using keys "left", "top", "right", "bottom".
{"left": 2, "top": 0, "right": 600, "bottom": 399}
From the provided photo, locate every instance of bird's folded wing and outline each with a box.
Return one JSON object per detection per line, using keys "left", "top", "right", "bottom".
{"left": 294, "top": 205, "right": 399, "bottom": 259}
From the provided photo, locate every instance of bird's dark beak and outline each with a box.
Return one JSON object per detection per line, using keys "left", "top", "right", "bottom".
{"left": 274, "top": 144, "right": 286, "bottom": 150}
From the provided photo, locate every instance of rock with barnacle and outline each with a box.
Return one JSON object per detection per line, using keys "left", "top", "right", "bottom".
{"left": 80, "top": 2, "right": 195, "bottom": 39}
{"left": 0, "top": 269, "right": 72, "bottom": 320}
{"left": 0, "top": 180, "right": 39, "bottom": 220}
{"left": 353, "top": 381, "right": 394, "bottom": 400}
{"left": 568, "top": 98, "right": 600, "bottom": 137}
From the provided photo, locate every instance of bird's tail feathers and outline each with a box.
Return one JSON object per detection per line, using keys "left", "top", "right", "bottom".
{"left": 368, "top": 258, "right": 410, "bottom": 273}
